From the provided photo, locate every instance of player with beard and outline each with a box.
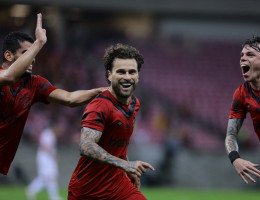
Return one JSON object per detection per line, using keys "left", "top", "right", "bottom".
{"left": 225, "top": 35, "right": 260, "bottom": 183}
{"left": 68, "top": 43, "right": 154, "bottom": 200}
{"left": 0, "top": 13, "right": 105, "bottom": 176}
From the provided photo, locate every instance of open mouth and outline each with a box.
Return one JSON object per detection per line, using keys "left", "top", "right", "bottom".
{"left": 241, "top": 65, "right": 250, "bottom": 74}
{"left": 121, "top": 83, "right": 132, "bottom": 88}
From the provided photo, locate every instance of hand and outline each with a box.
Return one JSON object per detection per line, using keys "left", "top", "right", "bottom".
{"left": 233, "top": 158, "right": 260, "bottom": 183}
{"left": 35, "top": 13, "right": 47, "bottom": 46}
{"left": 124, "top": 160, "right": 155, "bottom": 178}
{"left": 127, "top": 172, "right": 141, "bottom": 190}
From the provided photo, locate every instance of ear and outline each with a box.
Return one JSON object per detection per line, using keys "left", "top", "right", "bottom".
{"left": 107, "top": 70, "right": 112, "bottom": 82}
{"left": 4, "top": 50, "right": 15, "bottom": 62}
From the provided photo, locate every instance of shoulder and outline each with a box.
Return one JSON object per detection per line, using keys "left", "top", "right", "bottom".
{"left": 31, "top": 75, "right": 49, "bottom": 82}
{"left": 92, "top": 90, "right": 115, "bottom": 106}
{"left": 83, "top": 93, "right": 111, "bottom": 113}
{"left": 233, "top": 83, "right": 247, "bottom": 96}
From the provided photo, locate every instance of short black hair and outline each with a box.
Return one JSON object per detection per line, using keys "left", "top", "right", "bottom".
{"left": 103, "top": 43, "right": 144, "bottom": 84}
{"left": 2, "top": 31, "right": 34, "bottom": 62}
{"left": 243, "top": 35, "right": 260, "bottom": 52}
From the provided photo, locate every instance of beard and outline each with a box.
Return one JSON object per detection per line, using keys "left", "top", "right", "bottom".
{"left": 111, "top": 81, "right": 137, "bottom": 99}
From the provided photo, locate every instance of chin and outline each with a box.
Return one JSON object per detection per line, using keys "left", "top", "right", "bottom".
{"left": 119, "top": 92, "right": 131, "bottom": 99}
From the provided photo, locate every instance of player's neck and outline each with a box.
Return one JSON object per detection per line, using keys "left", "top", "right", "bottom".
{"left": 108, "top": 88, "right": 130, "bottom": 105}
{"left": 117, "top": 97, "right": 130, "bottom": 105}
{"left": 249, "top": 81, "right": 260, "bottom": 91}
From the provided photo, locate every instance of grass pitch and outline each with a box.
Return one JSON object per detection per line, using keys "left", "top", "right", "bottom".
{"left": 0, "top": 185, "right": 259, "bottom": 200}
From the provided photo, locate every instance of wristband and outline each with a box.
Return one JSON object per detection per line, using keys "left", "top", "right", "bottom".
{"left": 228, "top": 151, "right": 240, "bottom": 164}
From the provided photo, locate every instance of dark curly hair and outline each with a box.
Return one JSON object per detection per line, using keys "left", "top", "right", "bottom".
{"left": 2, "top": 31, "right": 34, "bottom": 62}
{"left": 243, "top": 35, "right": 260, "bottom": 52}
{"left": 103, "top": 43, "right": 144, "bottom": 84}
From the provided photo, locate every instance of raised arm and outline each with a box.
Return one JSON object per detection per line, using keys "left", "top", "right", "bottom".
{"left": 225, "top": 118, "right": 260, "bottom": 183}
{"left": 0, "top": 13, "right": 46, "bottom": 86}
{"left": 79, "top": 127, "right": 154, "bottom": 178}
{"left": 47, "top": 87, "right": 108, "bottom": 107}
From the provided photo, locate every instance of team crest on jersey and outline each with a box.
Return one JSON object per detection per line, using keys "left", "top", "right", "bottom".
{"left": 116, "top": 121, "right": 122, "bottom": 127}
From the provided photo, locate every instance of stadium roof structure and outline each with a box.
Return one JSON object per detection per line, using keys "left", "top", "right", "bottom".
{"left": 1, "top": 0, "right": 260, "bottom": 20}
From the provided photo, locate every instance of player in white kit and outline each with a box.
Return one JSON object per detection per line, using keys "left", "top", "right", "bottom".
{"left": 26, "top": 126, "right": 63, "bottom": 200}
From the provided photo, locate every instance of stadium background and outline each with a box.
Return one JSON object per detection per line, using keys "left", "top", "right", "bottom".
{"left": 0, "top": 0, "right": 260, "bottom": 199}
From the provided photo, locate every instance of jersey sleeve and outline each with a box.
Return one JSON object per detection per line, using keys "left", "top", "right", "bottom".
{"left": 81, "top": 98, "right": 110, "bottom": 132}
{"left": 34, "top": 75, "right": 57, "bottom": 104}
{"left": 229, "top": 86, "right": 247, "bottom": 119}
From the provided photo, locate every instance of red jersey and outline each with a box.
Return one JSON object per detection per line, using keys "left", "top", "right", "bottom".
{"left": 68, "top": 90, "right": 145, "bottom": 200}
{"left": 229, "top": 82, "right": 260, "bottom": 140}
{"left": 0, "top": 73, "right": 56, "bottom": 175}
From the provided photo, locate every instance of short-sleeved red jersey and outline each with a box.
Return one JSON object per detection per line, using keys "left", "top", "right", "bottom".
{"left": 68, "top": 90, "right": 145, "bottom": 200}
{"left": 0, "top": 72, "right": 56, "bottom": 175}
{"left": 229, "top": 82, "right": 260, "bottom": 140}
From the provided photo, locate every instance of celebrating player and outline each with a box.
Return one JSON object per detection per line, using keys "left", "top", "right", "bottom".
{"left": 225, "top": 35, "right": 260, "bottom": 183}
{"left": 0, "top": 13, "right": 105, "bottom": 176}
{"left": 68, "top": 43, "right": 154, "bottom": 200}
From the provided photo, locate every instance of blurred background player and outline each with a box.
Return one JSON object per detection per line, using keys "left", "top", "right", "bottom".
{"left": 68, "top": 43, "right": 154, "bottom": 200}
{"left": 0, "top": 13, "right": 106, "bottom": 176}
{"left": 26, "top": 118, "right": 63, "bottom": 200}
{"left": 225, "top": 35, "right": 260, "bottom": 184}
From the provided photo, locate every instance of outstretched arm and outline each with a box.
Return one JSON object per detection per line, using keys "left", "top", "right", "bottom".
{"left": 79, "top": 127, "right": 154, "bottom": 178}
{"left": 0, "top": 13, "right": 46, "bottom": 86}
{"left": 47, "top": 87, "right": 108, "bottom": 107}
{"left": 225, "top": 118, "right": 242, "bottom": 153}
{"left": 225, "top": 118, "right": 260, "bottom": 183}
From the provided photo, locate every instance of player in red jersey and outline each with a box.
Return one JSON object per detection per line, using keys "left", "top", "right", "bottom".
{"left": 68, "top": 43, "right": 154, "bottom": 200}
{"left": 0, "top": 14, "right": 105, "bottom": 176}
{"left": 225, "top": 35, "right": 260, "bottom": 183}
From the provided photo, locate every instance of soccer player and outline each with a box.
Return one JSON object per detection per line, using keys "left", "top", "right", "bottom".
{"left": 68, "top": 43, "right": 154, "bottom": 200}
{"left": 0, "top": 13, "right": 105, "bottom": 176}
{"left": 26, "top": 122, "right": 63, "bottom": 200}
{"left": 225, "top": 35, "right": 260, "bottom": 183}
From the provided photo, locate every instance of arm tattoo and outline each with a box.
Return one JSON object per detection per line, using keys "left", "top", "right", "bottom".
{"left": 79, "top": 127, "right": 127, "bottom": 169}
{"left": 225, "top": 118, "right": 243, "bottom": 154}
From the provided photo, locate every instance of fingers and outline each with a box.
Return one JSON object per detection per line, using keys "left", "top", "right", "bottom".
{"left": 251, "top": 164, "right": 260, "bottom": 177}
{"left": 34, "top": 13, "right": 47, "bottom": 45}
{"left": 248, "top": 167, "right": 260, "bottom": 178}
{"left": 234, "top": 159, "right": 260, "bottom": 184}
{"left": 134, "top": 170, "right": 142, "bottom": 177}
{"left": 136, "top": 161, "right": 155, "bottom": 176}
{"left": 141, "top": 162, "right": 155, "bottom": 171}
{"left": 37, "top": 13, "right": 42, "bottom": 28}
{"left": 126, "top": 160, "right": 155, "bottom": 178}
{"left": 136, "top": 178, "right": 141, "bottom": 190}
{"left": 237, "top": 165, "right": 259, "bottom": 183}
{"left": 240, "top": 171, "right": 256, "bottom": 184}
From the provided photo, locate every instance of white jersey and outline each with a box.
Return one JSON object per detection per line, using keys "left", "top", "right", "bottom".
{"left": 36, "top": 128, "right": 58, "bottom": 177}
{"left": 27, "top": 127, "right": 63, "bottom": 200}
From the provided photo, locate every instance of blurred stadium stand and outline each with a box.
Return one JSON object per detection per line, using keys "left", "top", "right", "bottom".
{"left": 1, "top": 1, "right": 260, "bottom": 189}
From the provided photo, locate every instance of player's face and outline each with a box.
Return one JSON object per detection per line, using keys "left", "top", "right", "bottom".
{"left": 240, "top": 44, "right": 260, "bottom": 83}
{"left": 13, "top": 41, "right": 35, "bottom": 74}
{"left": 108, "top": 58, "right": 139, "bottom": 104}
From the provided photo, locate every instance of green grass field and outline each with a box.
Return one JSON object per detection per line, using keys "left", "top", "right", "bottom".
{"left": 0, "top": 186, "right": 259, "bottom": 200}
